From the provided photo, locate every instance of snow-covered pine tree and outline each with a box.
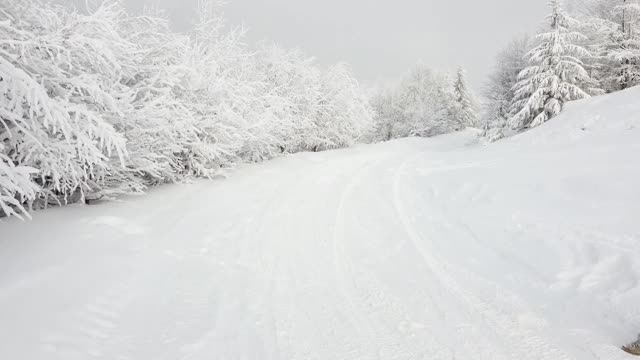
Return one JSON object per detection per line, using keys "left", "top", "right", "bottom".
{"left": 510, "top": 0, "right": 594, "bottom": 129}
{"left": 452, "top": 67, "right": 479, "bottom": 128}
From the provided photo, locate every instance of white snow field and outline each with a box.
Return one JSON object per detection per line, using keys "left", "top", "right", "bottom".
{"left": 1, "top": 88, "right": 640, "bottom": 360}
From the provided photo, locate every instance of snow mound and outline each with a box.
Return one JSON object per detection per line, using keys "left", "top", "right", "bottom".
{"left": 506, "top": 86, "right": 640, "bottom": 147}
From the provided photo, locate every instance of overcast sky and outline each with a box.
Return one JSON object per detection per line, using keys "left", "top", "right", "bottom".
{"left": 94, "top": 0, "right": 547, "bottom": 90}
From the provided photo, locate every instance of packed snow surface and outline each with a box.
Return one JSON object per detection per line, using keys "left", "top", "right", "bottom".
{"left": 1, "top": 88, "right": 640, "bottom": 359}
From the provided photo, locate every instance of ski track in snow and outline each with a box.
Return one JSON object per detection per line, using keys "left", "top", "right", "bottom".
{"left": 1, "top": 121, "right": 639, "bottom": 359}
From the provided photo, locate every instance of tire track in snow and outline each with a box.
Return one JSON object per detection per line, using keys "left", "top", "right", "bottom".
{"left": 331, "top": 155, "right": 467, "bottom": 359}
{"left": 391, "top": 155, "right": 577, "bottom": 360}
{"left": 330, "top": 156, "right": 391, "bottom": 360}
{"left": 38, "top": 269, "right": 140, "bottom": 359}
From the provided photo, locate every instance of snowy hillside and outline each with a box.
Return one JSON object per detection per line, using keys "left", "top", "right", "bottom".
{"left": 1, "top": 87, "right": 639, "bottom": 359}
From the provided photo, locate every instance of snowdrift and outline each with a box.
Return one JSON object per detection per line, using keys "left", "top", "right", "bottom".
{"left": 505, "top": 86, "right": 640, "bottom": 147}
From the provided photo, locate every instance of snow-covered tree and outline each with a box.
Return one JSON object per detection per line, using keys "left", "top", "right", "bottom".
{"left": 252, "top": 44, "right": 322, "bottom": 154}
{"left": 370, "top": 86, "right": 402, "bottom": 141}
{"left": 310, "top": 63, "right": 374, "bottom": 151}
{"left": 396, "top": 65, "right": 443, "bottom": 137}
{"left": 0, "top": 0, "right": 128, "bottom": 207}
{"left": 565, "top": 0, "right": 640, "bottom": 91}
{"left": 373, "top": 63, "right": 464, "bottom": 140}
{"left": 609, "top": 0, "right": 640, "bottom": 89}
{"left": 510, "top": 0, "right": 594, "bottom": 129}
{"left": 452, "top": 67, "right": 479, "bottom": 128}
{"left": 115, "top": 11, "right": 207, "bottom": 187}
{"left": 0, "top": 147, "right": 39, "bottom": 219}
{"left": 0, "top": 0, "right": 378, "bottom": 217}
{"left": 482, "top": 35, "right": 530, "bottom": 140}
{"left": 185, "top": 0, "right": 255, "bottom": 170}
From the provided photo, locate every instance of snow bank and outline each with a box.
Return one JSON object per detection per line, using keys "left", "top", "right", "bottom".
{"left": 505, "top": 86, "right": 640, "bottom": 147}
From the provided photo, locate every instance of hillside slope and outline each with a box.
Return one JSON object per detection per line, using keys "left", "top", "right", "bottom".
{"left": 1, "top": 88, "right": 639, "bottom": 359}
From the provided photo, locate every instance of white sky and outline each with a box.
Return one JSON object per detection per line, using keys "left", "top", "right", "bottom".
{"left": 69, "top": 0, "right": 549, "bottom": 90}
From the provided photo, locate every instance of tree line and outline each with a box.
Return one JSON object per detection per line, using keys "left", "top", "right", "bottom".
{"left": 5, "top": 0, "right": 630, "bottom": 218}
{"left": 369, "top": 65, "right": 479, "bottom": 142}
{"left": 0, "top": 0, "right": 376, "bottom": 218}
{"left": 0, "top": 0, "right": 482, "bottom": 218}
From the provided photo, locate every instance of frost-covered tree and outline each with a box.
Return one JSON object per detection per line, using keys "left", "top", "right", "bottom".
{"left": 0, "top": 0, "right": 128, "bottom": 207}
{"left": 114, "top": 10, "right": 210, "bottom": 187}
{"left": 565, "top": 0, "right": 640, "bottom": 91}
{"left": 609, "top": 0, "right": 640, "bottom": 89}
{"left": 370, "top": 86, "right": 402, "bottom": 141}
{"left": 481, "top": 35, "right": 530, "bottom": 140}
{"left": 452, "top": 67, "right": 479, "bottom": 128}
{"left": 0, "top": 147, "right": 39, "bottom": 219}
{"left": 251, "top": 46, "right": 373, "bottom": 153}
{"left": 252, "top": 44, "right": 322, "bottom": 154}
{"left": 310, "top": 63, "right": 374, "bottom": 151}
{"left": 373, "top": 63, "right": 463, "bottom": 140}
{"left": 185, "top": 0, "right": 251, "bottom": 170}
{"left": 0, "top": 0, "right": 376, "bottom": 217}
{"left": 510, "top": 0, "right": 594, "bottom": 129}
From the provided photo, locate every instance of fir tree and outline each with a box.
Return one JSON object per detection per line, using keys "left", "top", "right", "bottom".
{"left": 510, "top": 0, "right": 594, "bottom": 129}
{"left": 453, "top": 67, "right": 479, "bottom": 128}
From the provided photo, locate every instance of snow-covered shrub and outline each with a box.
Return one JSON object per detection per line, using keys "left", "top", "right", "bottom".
{"left": 0, "top": 146, "right": 39, "bottom": 219}
{"left": 0, "top": 0, "right": 127, "bottom": 206}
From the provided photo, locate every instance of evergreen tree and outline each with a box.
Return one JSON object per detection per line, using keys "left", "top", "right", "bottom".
{"left": 510, "top": 0, "right": 594, "bottom": 129}
{"left": 453, "top": 67, "right": 479, "bottom": 128}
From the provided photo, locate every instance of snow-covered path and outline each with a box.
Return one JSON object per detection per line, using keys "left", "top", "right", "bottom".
{"left": 2, "top": 91, "right": 640, "bottom": 359}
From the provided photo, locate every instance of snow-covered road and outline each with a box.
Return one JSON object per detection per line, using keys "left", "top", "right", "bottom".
{"left": 2, "top": 91, "right": 640, "bottom": 359}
